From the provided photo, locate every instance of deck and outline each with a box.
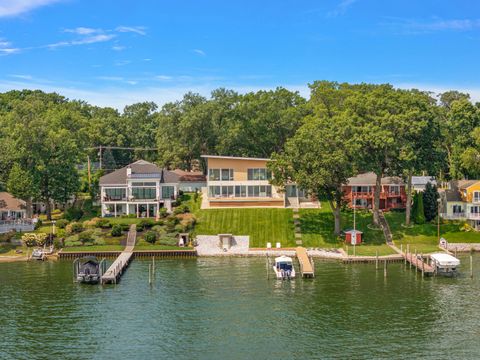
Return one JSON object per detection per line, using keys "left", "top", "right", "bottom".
{"left": 403, "top": 252, "right": 434, "bottom": 275}
{"left": 101, "top": 224, "right": 136, "bottom": 284}
{"left": 296, "top": 247, "right": 314, "bottom": 278}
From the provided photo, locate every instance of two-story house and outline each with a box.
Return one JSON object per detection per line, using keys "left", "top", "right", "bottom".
{"left": 343, "top": 172, "right": 407, "bottom": 210}
{"left": 99, "top": 160, "right": 180, "bottom": 218}
{"left": 201, "top": 155, "right": 317, "bottom": 208}
{"left": 440, "top": 180, "right": 480, "bottom": 230}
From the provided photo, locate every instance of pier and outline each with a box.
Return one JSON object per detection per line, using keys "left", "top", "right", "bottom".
{"left": 101, "top": 224, "right": 136, "bottom": 284}
{"left": 296, "top": 246, "right": 314, "bottom": 278}
{"left": 403, "top": 252, "right": 434, "bottom": 275}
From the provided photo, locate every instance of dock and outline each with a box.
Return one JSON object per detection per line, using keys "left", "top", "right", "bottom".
{"left": 403, "top": 252, "right": 434, "bottom": 275}
{"left": 101, "top": 224, "right": 136, "bottom": 284}
{"left": 296, "top": 247, "right": 314, "bottom": 278}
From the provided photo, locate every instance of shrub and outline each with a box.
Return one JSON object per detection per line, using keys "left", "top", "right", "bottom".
{"left": 154, "top": 220, "right": 165, "bottom": 226}
{"left": 93, "top": 238, "right": 105, "bottom": 245}
{"left": 64, "top": 240, "right": 82, "bottom": 247}
{"left": 158, "top": 234, "right": 178, "bottom": 246}
{"left": 111, "top": 224, "right": 122, "bottom": 237}
{"left": 173, "top": 204, "right": 190, "bottom": 215}
{"left": 56, "top": 219, "right": 69, "bottom": 229}
{"left": 152, "top": 225, "right": 166, "bottom": 234}
{"left": 78, "top": 230, "right": 95, "bottom": 244}
{"left": 21, "top": 233, "right": 48, "bottom": 247}
{"left": 66, "top": 222, "right": 84, "bottom": 235}
{"left": 64, "top": 207, "right": 84, "bottom": 221}
{"left": 158, "top": 207, "right": 168, "bottom": 218}
{"left": 0, "top": 231, "right": 16, "bottom": 243}
{"left": 95, "top": 218, "right": 111, "bottom": 228}
{"left": 34, "top": 219, "right": 43, "bottom": 230}
{"left": 120, "top": 223, "right": 130, "bottom": 232}
{"left": 413, "top": 193, "right": 426, "bottom": 225}
{"left": 460, "top": 222, "right": 473, "bottom": 232}
{"left": 138, "top": 219, "right": 155, "bottom": 229}
{"left": 165, "top": 216, "right": 179, "bottom": 232}
{"left": 52, "top": 209, "right": 62, "bottom": 215}
{"left": 193, "top": 191, "right": 199, "bottom": 203}
{"left": 144, "top": 231, "right": 157, "bottom": 244}
{"left": 423, "top": 182, "right": 439, "bottom": 222}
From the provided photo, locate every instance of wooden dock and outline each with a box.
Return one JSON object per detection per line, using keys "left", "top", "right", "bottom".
{"left": 296, "top": 247, "right": 314, "bottom": 278}
{"left": 403, "top": 252, "right": 434, "bottom": 275}
{"left": 101, "top": 224, "right": 136, "bottom": 284}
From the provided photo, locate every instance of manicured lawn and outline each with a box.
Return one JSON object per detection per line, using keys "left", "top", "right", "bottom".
{"left": 300, "top": 202, "right": 385, "bottom": 248}
{"left": 108, "top": 217, "right": 143, "bottom": 225}
{"left": 345, "top": 244, "right": 397, "bottom": 256}
{"left": 194, "top": 208, "right": 295, "bottom": 248}
{"left": 0, "top": 245, "right": 28, "bottom": 257}
{"left": 61, "top": 245, "right": 125, "bottom": 252}
{"left": 385, "top": 211, "right": 480, "bottom": 253}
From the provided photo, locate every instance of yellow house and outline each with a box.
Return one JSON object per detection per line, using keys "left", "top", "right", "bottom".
{"left": 201, "top": 155, "right": 318, "bottom": 209}
{"left": 441, "top": 180, "right": 480, "bottom": 230}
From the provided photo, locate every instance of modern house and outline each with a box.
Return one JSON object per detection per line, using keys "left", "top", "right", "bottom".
{"left": 201, "top": 155, "right": 317, "bottom": 208}
{"left": 412, "top": 176, "right": 437, "bottom": 192}
{"left": 172, "top": 169, "right": 206, "bottom": 192}
{"left": 0, "top": 192, "right": 27, "bottom": 220}
{"left": 440, "top": 180, "right": 480, "bottom": 230}
{"left": 99, "top": 160, "right": 180, "bottom": 217}
{"left": 343, "top": 172, "right": 407, "bottom": 210}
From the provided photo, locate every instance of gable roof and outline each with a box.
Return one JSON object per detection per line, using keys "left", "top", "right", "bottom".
{"left": 99, "top": 160, "right": 180, "bottom": 185}
{"left": 0, "top": 192, "right": 26, "bottom": 211}
{"left": 442, "top": 189, "right": 463, "bottom": 202}
{"left": 346, "top": 172, "right": 404, "bottom": 186}
{"left": 412, "top": 176, "right": 437, "bottom": 186}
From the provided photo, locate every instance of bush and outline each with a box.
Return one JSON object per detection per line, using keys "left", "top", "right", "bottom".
{"left": 144, "top": 231, "right": 157, "bottom": 244}
{"left": 413, "top": 193, "right": 426, "bottom": 225}
{"left": 93, "top": 238, "right": 105, "bottom": 245}
{"left": 158, "top": 207, "right": 168, "bottom": 218}
{"left": 173, "top": 204, "right": 190, "bottom": 215}
{"left": 78, "top": 230, "right": 95, "bottom": 244}
{"left": 52, "top": 209, "right": 62, "bottom": 215}
{"left": 95, "top": 218, "right": 111, "bottom": 228}
{"left": 138, "top": 219, "right": 155, "bottom": 229}
{"left": 158, "top": 234, "right": 178, "bottom": 246}
{"left": 152, "top": 225, "right": 166, "bottom": 234}
{"left": 64, "top": 207, "right": 84, "bottom": 221}
{"left": 165, "top": 216, "right": 179, "bottom": 233}
{"left": 154, "top": 220, "right": 165, "bottom": 226}
{"left": 64, "top": 240, "right": 82, "bottom": 247}
{"left": 193, "top": 191, "right": 199, "bottom": 203}
{"left": 56, "top": 219, "right": 69, "bottom": 229}
{"left": 34, "top": 219, "right": 43, "bottom": 230}
{"left": 120, "top": 223, "right": 131, "bottom": 232}
{"left": 66, "top": 222, "right": 84, "bottom": 234}
{"left": 0, "top": 231, "right": 16, "bottom": 243}
{"left": 111, "top": 224, "right": 122, "bottom": 237}
{"left": 21, "top": 233, "right": 48, "bottom": 247}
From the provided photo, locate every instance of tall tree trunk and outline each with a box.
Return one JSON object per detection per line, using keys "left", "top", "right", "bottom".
{"left": 26, "top": 198, "right": 33, "bottom": 218}
{"left": 373, "top": 172, "right": 382, "bottom": 226}
{"left": 405, "top": 170, "right": 413, "bottom": 226}
{"left": 46, "top": 200, "right": 52, "bottom": 221}
{"left": 328, "top": 200, "right": 341, "bottom": 235}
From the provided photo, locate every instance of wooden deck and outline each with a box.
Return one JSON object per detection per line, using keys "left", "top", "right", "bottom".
{"left": 296, "top": 247, "right": 314, "bottom": 278}
{"left": 101, "top": 224, "right": 136, "bottom": 284}
{"left": 403, "top": 252, "right": 434, "bottom": 275}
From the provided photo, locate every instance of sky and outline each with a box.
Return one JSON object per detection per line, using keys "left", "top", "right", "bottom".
{"left": 1, "top": 0, "right": 480, "bottom": 109}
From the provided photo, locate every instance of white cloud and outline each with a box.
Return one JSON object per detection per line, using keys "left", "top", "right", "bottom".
{"left": 0, "top": 47, "right": 20, "bottom": 55}
{"left": 8, "top": 74, "right": 33, "bottom": 80}
{"left": 64, "top": 27, "right": 100, "bottom": 35}
{"left": 112, "top": 45, "right": 126, "bottom": 51}
{"left": 47, "top": 34, "right": 116, "bottom": 48}
{"left": 96, "top": 76, "right": 124, "bottom": 81}
{"left": 155, "top": 75, "right": 173, "bottom": 81}
{"left": 328, "top": 0, "right": 357, "bottom": 17}
{"left": 193, "top": 49, "right": 206, "bottom": 56}
{"left": 0, "top": 0, "right": 61, "bottom": 17}
{"left": 116, "top": 26, "right": 147, "bottom": 36}
{"left": 383, "top": 17, "right": 480, "bottom": 34}
{"left": 114, "top": 60, "right": 131, "bottom": 66}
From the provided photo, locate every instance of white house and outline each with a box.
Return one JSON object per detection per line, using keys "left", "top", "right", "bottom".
{"left": 0, "top": 192, "right": 27, "bottom": 220}
{"left": 99, "top": 160, "right": 180, "bottom": 218}
{"left": 412, "top": 176, "right": 437, "bottom": 192}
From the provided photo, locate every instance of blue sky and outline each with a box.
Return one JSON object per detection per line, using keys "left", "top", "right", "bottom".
{"left": 0, "top": 0, "right": 479, "bottom": 108}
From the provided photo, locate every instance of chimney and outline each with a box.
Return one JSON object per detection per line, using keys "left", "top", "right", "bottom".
{"left": 126, "top": 166, "right": 132, "bottom": 177}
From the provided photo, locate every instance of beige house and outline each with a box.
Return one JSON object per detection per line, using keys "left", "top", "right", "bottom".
{"left": 0, "top": 192, "right": 27, "bottom": 220}
{"left": 201, "top": 155, "right": 318, "bottom": 209}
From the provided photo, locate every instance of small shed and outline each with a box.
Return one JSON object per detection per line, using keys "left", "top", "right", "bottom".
{"left": 345, "top": 229, "right": 363, "bottom": 245}
{"left": 218, "top": 234, "right": 233, "bottom": 250}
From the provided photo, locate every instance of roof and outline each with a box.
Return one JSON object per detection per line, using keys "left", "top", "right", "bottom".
{"left": 344, "top": 229, "right": 363, "bottom": 234}
{"left": 172, "top": 169, "right": 206, "bottom": 182}
{"left": 412, "top": 176, "right": 437, "bottom": 186}
{"left": 99, "top": 160, "right": 180, "bottom": 185}
{"left": 0, "top": 192, "right": 26, "bottom": 211}
{"left": 442, "top": 189, "right": 462, "bottom": 202}
{"left": 430, "top": 253, "right": 460, "bottom": 266}
{"left": 201, "top": 155, "right": 271, "bottom": 161}
{"left": 346, "top": 172, "right": 404, "bottom": 186}
{"left": 456, "top": 180, "right": 480, "bottom": 190}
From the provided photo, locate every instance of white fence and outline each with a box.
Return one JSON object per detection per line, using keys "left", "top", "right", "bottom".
{"left": 0, "top": 220, "right": 35, "bottom": 234}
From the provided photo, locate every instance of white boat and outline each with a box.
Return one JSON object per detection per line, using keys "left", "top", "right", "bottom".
{"left": 273, "top": 255, "right": 296, "bottom": 279}
{"left": 430, "top": 253, "right": 460, "bottom": 275}
{"left": 31, "top": 248, "right": 46, "bottom": 261}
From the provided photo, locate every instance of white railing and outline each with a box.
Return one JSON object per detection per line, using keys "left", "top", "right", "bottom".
{"left": 440, "top": 213, "right": 466, "bottom": 220}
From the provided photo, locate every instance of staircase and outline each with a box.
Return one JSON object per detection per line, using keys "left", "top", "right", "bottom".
{"left": 378, "top": 211, "right": 393, "bottom": 244}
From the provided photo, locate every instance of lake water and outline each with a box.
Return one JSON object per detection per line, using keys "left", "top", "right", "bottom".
{"left": 1, "top": 256, "right": 480, "bottom": 359}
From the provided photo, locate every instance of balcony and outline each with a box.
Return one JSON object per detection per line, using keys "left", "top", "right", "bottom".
{"left": 440, "top": 213, "right": 466, "bottom": 220}
{"left": 103, "top": 196, "right": 127, "bottom": 202}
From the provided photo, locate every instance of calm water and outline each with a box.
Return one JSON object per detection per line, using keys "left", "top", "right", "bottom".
{"left": 1, "top": 256, "right": 480, "bottom": 360}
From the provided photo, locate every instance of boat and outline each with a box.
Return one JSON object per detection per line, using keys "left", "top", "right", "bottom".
{"left": 30, "top": 248, "right": 46, "bottom": 261}
{"left": 76, "top": 256, "right": 102, "bottom": 284}
{"left": 273, "top": 255, "right": 296, "bottom": 279}
{"left": 429, "top": 253, "right": 460, "bottom": 276}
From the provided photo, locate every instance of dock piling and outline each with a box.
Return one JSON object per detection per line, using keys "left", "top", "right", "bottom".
{"left": 375, "top": 251, "right": 379, "bottom": 270}
{"left": 470, "top": 255, "right": 473, "bottom": 279}
{"left": 383, "top": 260, "right": 387, "bottom": 278}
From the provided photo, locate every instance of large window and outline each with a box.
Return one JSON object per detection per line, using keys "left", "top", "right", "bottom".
{"left": 235, "top": 185, "right": 247, "bottom": 197}
{"left": 209, "top": 168, "right": 234, "bottom": 181}
{"left": 221, "top": 186, "right": 234, "bottom": 197}
{"left": 161, "top": 186, "right": 175, "bottom": 199}
{"left": 247, "top": 185, "right": 272, "bottom": 197}
{"left": 389, "top": 185, "right": 400, "bottom": 195}
{"left": 104, "top": 188, "right": 126, "bottom": 201}
{"left": 209, "top": 186, "right": 221, "bottom": 197}
{"left": 132, "top": 187, "right": 156, "bottom": 199}
{"left": 474, "top": 191, "right": 480, "bottom": 203}
{"left": 247, "top": 168, "right": 272, "bottom": 181}
{"left": 352, "top": 186, "right": 370, "bottom": 193}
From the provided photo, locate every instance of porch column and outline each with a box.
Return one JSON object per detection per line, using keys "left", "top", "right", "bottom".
{"left": 136, "top": 204, "right": 139, "bottom": 218}
{"left": 114, "top": 204, "right": 117, "bottom": 217}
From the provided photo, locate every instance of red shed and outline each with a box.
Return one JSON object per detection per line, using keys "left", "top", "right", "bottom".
{"left": 345, "top": 229, "right": 363, "bottom": 245}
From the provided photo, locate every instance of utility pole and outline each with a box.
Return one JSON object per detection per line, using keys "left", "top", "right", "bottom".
{"left": 98, "top": 145, "right": 102, "bottom": 170}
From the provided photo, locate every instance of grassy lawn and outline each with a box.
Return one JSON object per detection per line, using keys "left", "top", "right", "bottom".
{"left": 61, "top": 245, "right": 125, "bottom": 252}
{"left": 107, "top": 217, "right": 143, "bottom": 225}
{"left": 0, "top": 245, "right": 29, "bottom": 257}
{"left": 385, "top": 211, "right": 480, "bottom": 253}
{"left": 346, "top": 244, "right": 397, "bottom": 256}
{"left": 300, "top": 202, "right": 389, "bottom": 252}
{"left": 194, "top": 208, "right": 295, "bottom": 248}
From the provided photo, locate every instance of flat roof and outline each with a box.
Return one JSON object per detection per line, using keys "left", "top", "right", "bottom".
{"left": 430, "top": 253, "right": 460, "bottom": 265}
{"left": 201, "top": 155, "right": 271, "bottom": 161}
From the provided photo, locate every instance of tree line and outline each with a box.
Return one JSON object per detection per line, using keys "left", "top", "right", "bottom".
{"left": 0, "top": 82, "right": 479, "bottom": 223}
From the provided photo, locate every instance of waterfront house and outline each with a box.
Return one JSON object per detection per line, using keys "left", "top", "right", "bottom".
{"left": 412, "top": 176, "right": 437, "bottom": 192}
{"left": 0, "top": 192, "right": 27, "bottom": 220}
{"left": 201, "top": 155, "right": 318, "bottom": 208}
{"left": 343, "top": 172, "right": 407, "bottom": 210}
{"left": 172, "top": 169, "right": 206, "bottom": 192}
{"left": 440, "top": 180, "right": 480, "bottom": 230}
{"left": 99, "top": 160, "right": 180, "bottom": 217}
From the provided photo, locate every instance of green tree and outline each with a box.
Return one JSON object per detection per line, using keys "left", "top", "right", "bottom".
{"left": 6, "top": 163, "right": 36, "bottom": 217}
{"left": 413, "top": 192, "right": 426, "bottom": 224}
{"left": 423, "top": 182, "right": 439, "bottom": 222}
